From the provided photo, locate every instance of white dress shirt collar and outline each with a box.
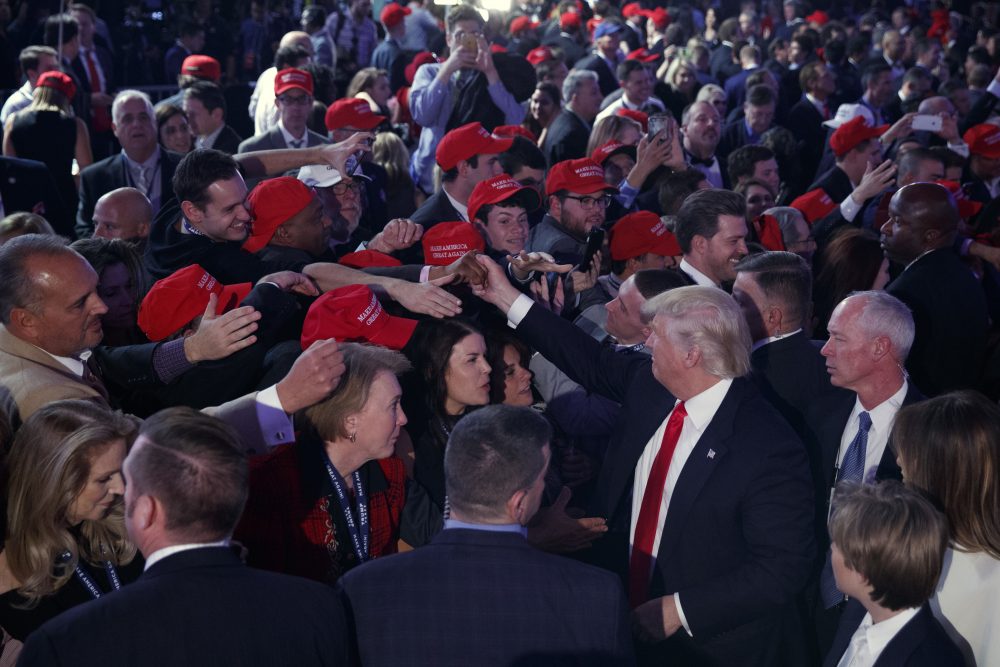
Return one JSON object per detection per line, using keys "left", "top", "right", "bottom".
{"left": 144, "top": 540, "right": 230, "bottom": 571}
{"left": 442, "top": 187, "right": 469, "bottom": 222}
{"left": 278, "top": 119, "right": 306, "bottom": 146}
{"left": 837, "top": 607, "right": 921, "bottom": 667}
{"left": 679, "top": 258, "right": 718, "bottom": 287}
{"left": 751, "top": 328, "right": 804, "bottom": 352}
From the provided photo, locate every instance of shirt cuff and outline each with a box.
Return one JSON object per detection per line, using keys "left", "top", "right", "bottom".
{"left": 255, "top": 385, "right": 294, "bottom": 447}
{"left": 988, "top": 79, "right": 1000, "bottom": 99}
{"left": 507, "top": 293, "right": 535, "bottom": 328}
{"left": 617, "top": 179, "right": 640, "bottom": 209}
{"left": 152, "top": 339, "right": 194, "bottom": 384}
{"left": 960, "top": 237, "right": 974, "bottom": 257}
{"left": 946, "top": 141, "right": 969, "bottom": 158}
{"left": 674, "top": 593, "right": 694, "bottom": 636}
{"left": 840, "top": 195, "right": 862, "bottom": 223}
{"left": 420, "top": 265, "right": 431, "bottom": 283}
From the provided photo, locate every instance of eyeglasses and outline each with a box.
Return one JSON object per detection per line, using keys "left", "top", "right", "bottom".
{"left": 278, "top": 94, "right": 313, "bottom": 106}
{"left": 563, "top": 194, "right": 612, "bottom": 210}
{"left": 331, "top": 181, "right": 361, "bottom": 195}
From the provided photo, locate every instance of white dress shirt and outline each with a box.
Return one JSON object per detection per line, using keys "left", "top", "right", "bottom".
{"left": 197, "top": 124, "right": 225, "bottom": 150}
{"left": 123, "top": 146, "right": 163, "bottom": 213}
{"left": 679, "top": 258, "right": 718, "bottom": 287}
{"left": 278, "top": 119, "right": 307, "bottom": 147}
{"left": 443, "top": 187, "right": 469, "bottom": 222}
{"left": 836, "top": 381, "right": 907, "bottom": 484}
{"left": 837, "top": 607, "right": 920, "bottom": 667}
{"left": 144, "top": 540, "right": 230, "bottom": 571}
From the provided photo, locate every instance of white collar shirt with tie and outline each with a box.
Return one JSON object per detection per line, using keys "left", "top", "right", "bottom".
{"left": 837, "top": 380, "right": 907, "bottom": 484}
{"left": 278, "top": 119, "right": 307, "bottom": 148}
{"left": 123, "top": 146, "right": 163, "bottom": 213}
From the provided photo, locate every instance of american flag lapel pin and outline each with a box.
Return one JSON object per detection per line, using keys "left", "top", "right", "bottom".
{"left": 707, "top": 449, "right": 716, "bottom": 459}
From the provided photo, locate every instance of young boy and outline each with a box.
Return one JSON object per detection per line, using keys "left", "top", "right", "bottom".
{"left": 824, "top": 482, "right": 965, "bottom": 667}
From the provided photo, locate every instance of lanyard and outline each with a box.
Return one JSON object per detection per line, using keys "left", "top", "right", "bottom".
{"left": 320, "top": 451, "right": 370, "bottom": 564}
{"left": 120, "top": 153, "right": 161, "bottom": 200}
{"left": 62, "top": 551, "right": 122, "bottom": 600}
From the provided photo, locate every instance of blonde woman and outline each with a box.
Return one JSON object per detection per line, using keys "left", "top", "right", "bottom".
{"left": 658, "top": 58, "right": 700, "bottom": 121}
{"left": 3, "top": 71, "right": 92, "bottom": 217}
{"left": 0, "top": 401, "right": 142, "bottom": 642}
{"left": 585, "top": 114, "right": 643, "bottom": 156}
{"left": 372, "top": 131, "right": 422, "bottom": 219}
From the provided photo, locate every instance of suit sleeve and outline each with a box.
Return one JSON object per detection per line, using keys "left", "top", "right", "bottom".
{"left": 75, "top": 166, "right": 100, "bottom": 239}
{"left": 17, "top": 628, "right": 66, "bottom": 667}
{"left": 677, "top": 415, "right": 816, "bottom": 637}
{"left": 516, "top": 302, "right": 648, "bottom": 404}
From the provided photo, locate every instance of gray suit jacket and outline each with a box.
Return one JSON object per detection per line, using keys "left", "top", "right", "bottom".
{"left": 237, "top": 127, "right": 329, "bottom": 188}
{"left": 0, "top": 326, "right": 274, "bottom": 452}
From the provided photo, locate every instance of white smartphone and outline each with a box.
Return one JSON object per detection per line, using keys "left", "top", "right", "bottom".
{"left": 912, "top": 114, "right": 943, "bottom": 132}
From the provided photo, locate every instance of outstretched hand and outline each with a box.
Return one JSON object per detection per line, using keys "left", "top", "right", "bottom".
{"left": 183, "top": 293, "right": 261, "bottom": 363}
{"left": 527, "top": 486, "right": 608, "bottom": 553}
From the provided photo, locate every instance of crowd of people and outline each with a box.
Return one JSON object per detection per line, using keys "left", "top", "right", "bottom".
{"left": 0, "top": 0, "right": 998, "bottom": 665}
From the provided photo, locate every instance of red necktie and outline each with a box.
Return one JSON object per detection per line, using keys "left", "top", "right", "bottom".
{"left": 85, "top": 50, "right": 111, "bottom": 133}
{"left": 628, "top": 401, "right": 687, "bottom": 609}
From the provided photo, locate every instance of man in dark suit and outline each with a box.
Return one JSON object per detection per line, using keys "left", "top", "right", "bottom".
{"left": 0, "top": 156, "right": 70, "bottom": 235}
{"left": 70, "top": 3, "right": 116, "bottom": 160}
{"left": 184, "top": 80, "right": 243, "bottom": 155}
{"left": 473, "top": 255, "right": 815, "bottom": 666}
{"left": 19, "top": 408, "right": 350, "bottom": 667}
{"left": 674, "top": 189, "right": 748, "bottom": 289}
{"left": 880, "top": 183, "right": 989, "bottom": 396}
{"left": 722, "top": 44, "right": 762, "bottom": 114}
{"left": 76, "top": 90, "right": 182, "bottom": 238}
{"left": 732, "top": 252, "right": 832, "bottom": 442}
{"left": 542, "top": 70, "right": 601, "bottom": 167}
{"left": 43, "top": 14, "right": 91, "bottom": 135}
{"left": 807, "top": 291, "right": 921, "bottom": 657}
{"left": 340, "top": 405, "right": 634, "bottom": 666}
{"left": 576, "top": 22, "right": 625, "bottom": 98}
{"left": 786, "top": 62, "right": 836, "bottom": 185}
{"left": 717, "top": 84, "right": 778, "bottom": 163}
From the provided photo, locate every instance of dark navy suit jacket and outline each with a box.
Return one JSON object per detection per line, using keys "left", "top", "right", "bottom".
{"left": 339, "top": 528, "right": 635, "bottom": 666}
{"left": 515, "top": 302, "right": 816, "bottom": 666}
{"left": 19, "top": 547, "right": 349, "bottom": 667}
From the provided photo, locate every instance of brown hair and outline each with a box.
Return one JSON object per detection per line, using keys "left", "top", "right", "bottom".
{"left": 893, "top": 391, "right": 1000, "bottom": 558}
{"left": 829, "top": 481, "right": 948, "bottom": 610}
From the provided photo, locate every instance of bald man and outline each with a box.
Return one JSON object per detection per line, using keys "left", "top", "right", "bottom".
{"left": 879, "top": 182, "right": 989, "bottom": 395}
{"left": 92, "top": 187, "right": 153, "bottom": 244}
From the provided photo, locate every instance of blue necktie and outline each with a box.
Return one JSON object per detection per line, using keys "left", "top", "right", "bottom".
{"left": 820, "top": 412, "right": 872, "bottom": 608}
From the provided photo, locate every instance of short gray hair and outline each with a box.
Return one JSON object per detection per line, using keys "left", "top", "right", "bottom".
{"left": 563, "top": 69, "right": 598, "bottom": 104}
{"left": 846, "top": 290, "right": 915, "bottom": 362}
{"left": 643, "top": 285, "right": 752, "bottom": 379}
{"left": 112, "top": 89, "right": 155, "bottom": 125}
{"left": 764, "top": 206, "right": 807, "bottom": 244}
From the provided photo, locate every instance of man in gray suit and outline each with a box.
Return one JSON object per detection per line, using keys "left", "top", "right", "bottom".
{"left": 238, "top": 68, "right": 328, "bottom": 154}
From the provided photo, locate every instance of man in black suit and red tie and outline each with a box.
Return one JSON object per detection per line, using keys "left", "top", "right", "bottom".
{"left": 340, "top": 405, "right": 634, "bottom": 666}
{"left": 471, "top": 246, "right": 815, "bottom": 666}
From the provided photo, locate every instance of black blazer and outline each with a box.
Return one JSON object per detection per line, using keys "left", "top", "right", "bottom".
{"left": 76, "top": 149, "right": 183, "bottom": 239}
{"left": 577, "top": 53, "right": 621, "bottom": 98}
{"left": 210, "top": 124, "right": 245, "bottom": 155}
{"left": 18, "top": 547, "right": 349, "bottom": 667}
{"left": 408, "top": 188, "right": 461, "bottom": 231}
{"left": 0, "top": 156, "right": 72, "bottom": 236}
{"left": 339, "top": 528, "right": 635, "bottom": 666}
{"left": 515, "top": 303, "right": 815, "bottom": 666}
{"left": 785, "top": 97, "right": 827, "bottom": 185}
{"left": 542, "top": 109, "right": 591, "bottom": 167}
{"left": 886, "top": 248, "right": 990, "bottom": 397}
{"left": 823, "top": 602, "right": 965, "bottom": 667}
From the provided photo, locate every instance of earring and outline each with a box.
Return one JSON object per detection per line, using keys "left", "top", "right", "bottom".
{"left": 349, "top": 432, "right": 357, "bottom": 443}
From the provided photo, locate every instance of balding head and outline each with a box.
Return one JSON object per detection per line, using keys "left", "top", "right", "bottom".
{"left": 279, "top": 30, "right": 314, "bottom": 56}
{"left": 93, "top": 187, "right": 153, "bottom": 241}
{"left": 917, "top": 96, "right": 955, "bottom": 117}
{"left": 880, "top": 183, "right": 957, "bottom": 264}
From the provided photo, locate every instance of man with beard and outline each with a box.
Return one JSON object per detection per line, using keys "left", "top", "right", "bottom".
{"left": 675, "top": 189, "right": 749, "bottom": 288}
{"left": 680, "top": 101, "right": 726, "bottom": 189}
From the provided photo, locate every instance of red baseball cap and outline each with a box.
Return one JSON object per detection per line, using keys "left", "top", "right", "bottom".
{"left": 510, "top": 16, "right": 538, "bottom": 34}
{"left": 526, "top": 46, "right": 555, "bottom": 66}
{"left": 493, "top": 125, "right": 537, "bottom": 142}
{"left": 627, "top": 47, "right": 659, "bottom": 63}
{"left": 301, "top": 285, "right": 417, "bottom": 351}
{"left": 616, "top": 108, "right": 648, "bottom": 132}
{"left": 591, "top": 140, "right": 637, "bottom": 165}
{"left": 274, "top": 67, "right": 314, "bottom": 97}
{"left": 622, "top": 2, "right": 644, "bottom": 18}
{"left": 138, "top": 265, "right": 252, "bottom": 342}
{"left": 405, "top": 52, "right": 437, "bottom": 85}
{"left": 421, "top": 221, "right": 486, "bottom": 265}
{"left": 380, "top": 3, "right": 411, "bottom": 28}
{"left": 805, "top": 10, "right": 829, "bottom": 25}
{"left": 490, "top": 43, "right": 508, "bottom": 54}
{"left": 610, "top": 211, "right": 681, "bottom": 260}
{"left": 790, "top": 188, "right": 837, "bottom": 224}
{"left": 829, "top": 115, "right": 889, "bottom": 157}
{"left": 181, "top": 55, "right": 221, "bottom": 82}
{"left": 468, "top": 174, "right": 542, "bottom": 223}
{"left": 560, "top": 12, "right": 582, "bottom": 30}
{"left": 244, "top": 176, "right": 315, "bottom": 253}
{"left": 324, "top": 97, "right": 386, "bottom": 131}
{"left": 936, "top": 180, "right": 984, "bottom": 220}
{"left": 339, "top": 249, "right": 403, "bottom": 269}
{"left": 435, "top": 122, "right": 513, "bottom": 171}
{"left": 646, "top": 7, "right": 670, "bottom": 30}
{"left": 964, "top": 123, "right": 1000, "bottom": 159}
{"left": 546, "top": 158, "right": 618, "bottom": 196}
{"left": 36, "top": 71, "right": 76, "bottom": 101}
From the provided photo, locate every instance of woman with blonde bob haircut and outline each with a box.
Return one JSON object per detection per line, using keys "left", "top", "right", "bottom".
{"left": 0, "top": 400, "right": 141, "bottom": 642}
{"left": 892, "top": 390, "right": 1000, "bottom": 667}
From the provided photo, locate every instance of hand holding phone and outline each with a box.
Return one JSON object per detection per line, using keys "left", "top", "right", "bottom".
{"left": 911, "top": 114, "right": 943, "bottom": 132}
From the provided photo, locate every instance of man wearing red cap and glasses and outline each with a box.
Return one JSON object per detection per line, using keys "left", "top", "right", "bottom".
{"left": 409, "top": 5, "right": 523, "bottom": 194}
{"left": 238, "top": 68, "right": 328, "bottom": 155}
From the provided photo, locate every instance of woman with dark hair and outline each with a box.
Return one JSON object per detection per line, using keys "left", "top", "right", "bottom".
{"left": 893, "top": 391, "right": 1000, "bottom": 667}
{"left": 69, "top": 238, "right": 149, "bottom": 347}
{"left": 347, "top": 67, "right": 392, "bottom": 117}
{"left": 485, "top": 329, "right": 535, "bottom": 407}
{"left": 524, "top": 82, "right": 561, "bottom": 148}
{"left": 0, "top": 401, "right": 141, "bottom": 643}
{"left": 154, "top": 104, "right": 193, "bottom": 155}
{"left": 812, "top": 228, "right": 890, "bottom": 338}
{"left": 235, "top": 343, "right": 410, "bottom": 584}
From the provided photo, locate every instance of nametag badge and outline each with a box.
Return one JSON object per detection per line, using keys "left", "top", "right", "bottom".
{"left": 707, "top": 449, "right": 716, "bottom": 459}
